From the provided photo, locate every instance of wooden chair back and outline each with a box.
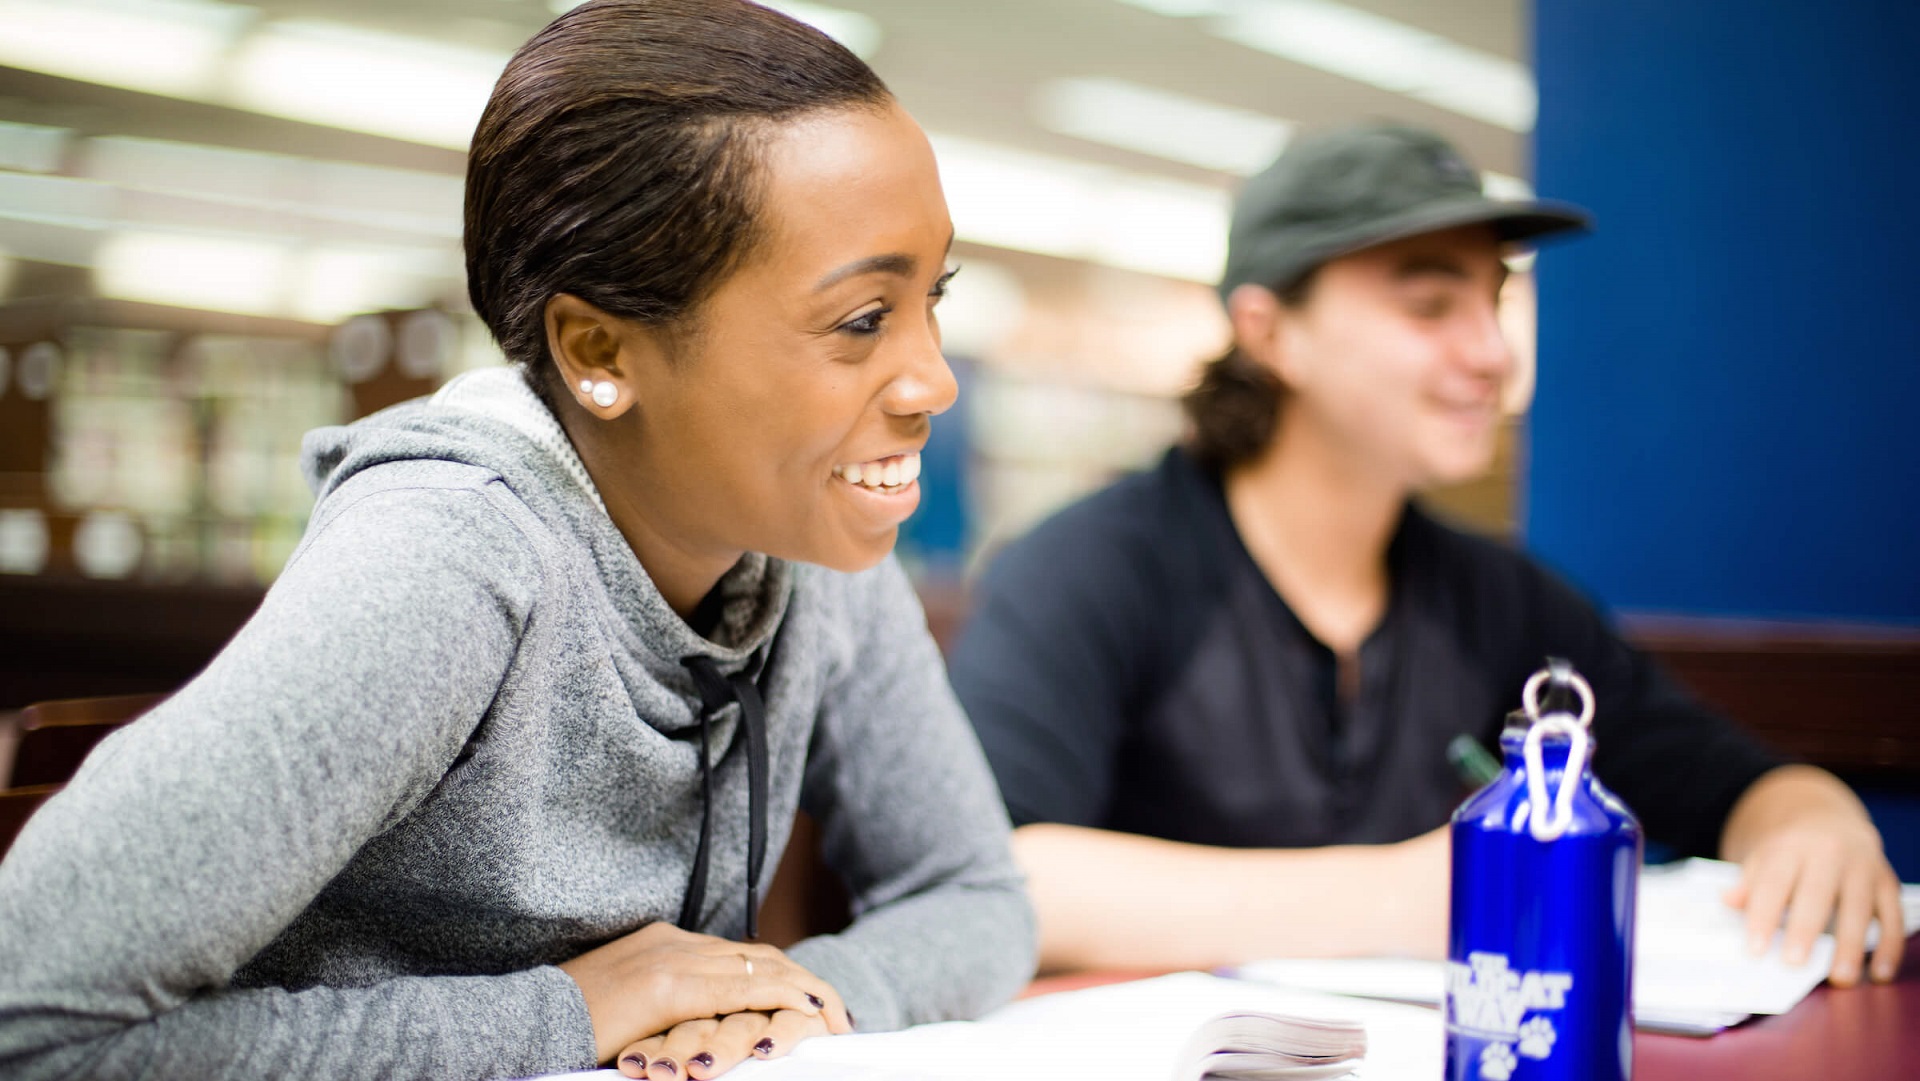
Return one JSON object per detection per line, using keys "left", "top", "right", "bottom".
{"left": 0, "top": 783, "right": 60, "bottom": 858}
{"left": 11, "top": 692, "right": 167, "bottom": 788}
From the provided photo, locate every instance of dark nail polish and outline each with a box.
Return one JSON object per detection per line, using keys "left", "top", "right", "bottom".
{"left": 621, "top": 1052, "right": 647, "bottom": 1074}
{"left": 691, "top": 1052, "right": 715, "bottom": 1070}
{"left": 753, "top": 1038, "right": 775, "bottom": 1056}
{"left": 846, "top": 1009, "right": 857, "bottom": 1029}
{"left": 652, "top": 1058, "right": 678, "bottom": 1078}
{"left": 806, "top": 993, "right": 825, "bottom": 1009}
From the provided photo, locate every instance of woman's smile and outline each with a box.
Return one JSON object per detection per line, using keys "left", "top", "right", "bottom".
{"left": 831, "top": 450, "right": 924, "bottom": 522}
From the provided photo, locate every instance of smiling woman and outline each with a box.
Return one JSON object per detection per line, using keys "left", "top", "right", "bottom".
{"left": 0, "top": 3, "right": 1034, "bottom": 1081}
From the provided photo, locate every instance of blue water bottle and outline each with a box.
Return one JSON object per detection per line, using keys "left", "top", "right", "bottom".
{"left": 1444, "top": 660, "right": 1641, "bottom": 1081}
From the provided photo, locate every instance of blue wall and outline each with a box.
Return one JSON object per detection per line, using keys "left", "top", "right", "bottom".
{"left": 1528, "top": 0, "right": 1920, "bottom": 624}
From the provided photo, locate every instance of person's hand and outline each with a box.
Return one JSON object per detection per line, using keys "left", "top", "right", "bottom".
{"left": 1719, "top": 766, "right": 1905, "bottom": 987}
{"left": 615, "top": 1007, "right": 845, "bottom": 1079}
{"left": 558, "top": 922, "right": 852, "bottom": 1064}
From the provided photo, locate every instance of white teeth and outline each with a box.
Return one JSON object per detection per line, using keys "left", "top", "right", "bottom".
{"left": 836, "top": 452, "right": 921, "bottom": 491}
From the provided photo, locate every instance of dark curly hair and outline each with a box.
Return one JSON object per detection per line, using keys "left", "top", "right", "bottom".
{"left": 1182, "top": 269, "right": 1318, "bottom": 469}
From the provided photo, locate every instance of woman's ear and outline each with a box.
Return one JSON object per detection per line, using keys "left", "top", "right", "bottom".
{"left": 543, "top": 293, "right": 664, "bottom": 419}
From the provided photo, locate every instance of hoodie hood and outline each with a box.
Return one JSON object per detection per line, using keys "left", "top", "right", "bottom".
{"left": 299, "top": 365, "right": 792, "bottom": 677}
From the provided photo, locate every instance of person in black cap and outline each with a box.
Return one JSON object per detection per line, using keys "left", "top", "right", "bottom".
{"left": 949, "top": 123, "right": 1904, "bottom": 980}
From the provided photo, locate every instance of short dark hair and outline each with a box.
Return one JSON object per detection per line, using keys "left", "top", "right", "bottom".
{"left": 464, "top": 0, "right": 892, "bottom": 396}
{"left": 1182, "top": 269, "right": 1317, "bottom": 470}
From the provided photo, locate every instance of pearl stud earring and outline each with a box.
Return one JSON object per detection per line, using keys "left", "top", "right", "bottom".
{"left": 581, "top": 379, "right": 618, "bottom": 409}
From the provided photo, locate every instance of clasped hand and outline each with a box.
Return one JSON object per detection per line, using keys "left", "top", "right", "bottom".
{"left": 559, "top": 922, "right": 853, "bottom": 1079}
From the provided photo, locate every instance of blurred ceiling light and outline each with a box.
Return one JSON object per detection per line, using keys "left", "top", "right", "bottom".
{"left": 545, "top": 0, "right": 881, "bottom": 58}
{"left": 293, "top": 245, "right": 455, "bottom": 324}
{"left": 1110, "top": 0, "right": 1535, "bottom": 132}
{"left": 95, "top": 231, "right": 291, "bottom": 316}
{"left": 759, "top": 1, "right": 883, "bottom": 59}
{"left": 227, "top": 20, "right": 509, "bottom": 149}
{"left": 0, "top": 0, "right": 254, "bottom": 98}
{"left": 1033, "top": 76, "right": 1293, "bottom": 175}
{"left": 81, "top": 136, "right": 465, "bottom": 238}
{"left": 94, "top": 228, "right": 461, "bottom": 322}
{"left": 0, "top": 121, "right": 73, "bottom": 174}
{"left": 931, "top": 133, "right": 1227, "bottom": 282}
{"left": 0, "top": 172, "right": 115, "bottom": 229}
{"left": 1090, "top": 177, "right": 1228, "bottom": 280}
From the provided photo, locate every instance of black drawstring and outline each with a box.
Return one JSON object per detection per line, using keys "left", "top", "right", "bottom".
{"left": 678, "top": 655, "right": 770, "bottom": 940}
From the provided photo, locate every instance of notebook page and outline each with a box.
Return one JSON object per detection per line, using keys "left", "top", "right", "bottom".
{"left": 1235, "top": 858, "right": 1920, "bottom": 1029}
{"left": 716, "top": 972, "right": 1442, "bottom": 1081}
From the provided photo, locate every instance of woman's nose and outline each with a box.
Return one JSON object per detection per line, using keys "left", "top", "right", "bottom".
{"left": 881, "top": 318, "right": 958, "bottom": 417}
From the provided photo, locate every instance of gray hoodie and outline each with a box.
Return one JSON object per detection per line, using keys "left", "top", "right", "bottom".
{"left": 0, "top": 367, "right": 1034, "bottom": 1080}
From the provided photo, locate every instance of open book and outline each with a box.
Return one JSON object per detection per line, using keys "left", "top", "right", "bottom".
{"left": 528, "top": 972, "right": 1440, "bottom": 1081}
{"left": 1171, "top": 1009, "right": 1365, "bottom": 1081}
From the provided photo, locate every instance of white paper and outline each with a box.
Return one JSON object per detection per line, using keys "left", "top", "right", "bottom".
{"left": 538, "top": 973, "right": 1443, "bottom": 1081}
{"left": 1236, "top": 858, "right": 1920, "bottom": 1035}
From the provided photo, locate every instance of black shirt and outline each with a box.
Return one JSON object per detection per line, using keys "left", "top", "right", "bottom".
{"left": 949, "top": 447, "right": 1782, "bottom": 857}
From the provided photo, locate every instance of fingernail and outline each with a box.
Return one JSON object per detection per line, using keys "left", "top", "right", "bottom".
{"left": 621, "top": 1053, "right": 647, "bottom": 1072}
{"left": 753, "top": 1038, "right": 775, "bottom": 1057}
{"left": 690, "top": 1052, "right": 714, "bottom": 1071}
{"left": 807, "top": 993, "right": 825, "bottom": 1009}
{"left": 651, "top": 1059, "right": 678, "bottom": 1078}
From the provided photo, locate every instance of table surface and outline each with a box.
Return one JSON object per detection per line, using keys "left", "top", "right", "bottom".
{"left": 1024, "top": 935, "right": 1920, "bottom": 1080}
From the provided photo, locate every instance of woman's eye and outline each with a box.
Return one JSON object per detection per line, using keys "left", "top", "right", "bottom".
{"left": 840, "top": 308, "right": 889, "bottom": 336}
{"left": 1408, "top": 294, "right": 1452, "bottom": 319}
{"left": 929, "top": 265, "right": 961, "bottom": 302}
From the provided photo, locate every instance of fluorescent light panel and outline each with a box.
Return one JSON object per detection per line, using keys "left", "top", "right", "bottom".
{"left": 547, "top": 0, "right": 882, "bottom": 58}
{"left": 760, "top": 1, "right": 883, "bottom": 59}
{"left": 95, "top": 231, "right": 290, "bottom": 316}
{"left": 93, "top": 230, "right": 451, "bottom": 322}
{"left": 81, "top": 136, "right": 465, "bottom": 238}
{"left": 0, "top": 3, "right": 503, "bottom": 151}
{"left": 227, "top": 21, "right": 508, "bottom": 150}
{"left": 931, "top": 133, "right": 1227, "bottom": 282}
{"left": 0, "top": 121, "right": 73, "bottom": 174}
{"left": 0, "top": 0, "right": 254, "bottom": 97}
{"left": 1110, "top": 0, "right": 1535, "bottom": 132}
{"left": 1034, "top": 77, "right": 1293, "bottom": 175}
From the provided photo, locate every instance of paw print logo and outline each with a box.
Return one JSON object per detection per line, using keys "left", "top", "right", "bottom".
{"left": 1517, "top": 1016, "right": 1557, "bottom": 1059}
{"left": 1479, "top": 1041, "right": 1518, "bottom": 1081}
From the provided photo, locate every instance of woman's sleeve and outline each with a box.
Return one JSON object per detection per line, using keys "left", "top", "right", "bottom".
{"left": 0, "top": 479, "right": 596, "bottom": 1080}
{"left": 783, "top": 557, "right": 1037, "bottom": 1033}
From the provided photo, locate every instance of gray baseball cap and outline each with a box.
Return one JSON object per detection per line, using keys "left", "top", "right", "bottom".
{"left": 1218, "top": 123, "right": 1591, "bottom": 301}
